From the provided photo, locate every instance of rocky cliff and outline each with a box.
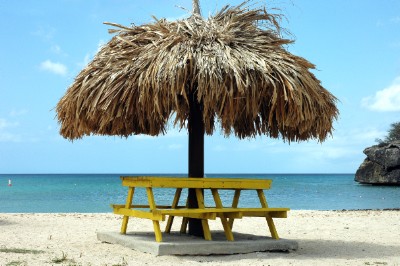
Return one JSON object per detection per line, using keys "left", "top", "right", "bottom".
{"left": 355, "top": 141, "right": 400, "bottom": 185}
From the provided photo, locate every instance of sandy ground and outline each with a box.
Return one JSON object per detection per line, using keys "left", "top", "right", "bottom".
{"left": 0, "top": 210, "right": 399, "bottom": 266}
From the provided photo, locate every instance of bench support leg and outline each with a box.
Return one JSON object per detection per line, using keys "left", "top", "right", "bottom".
{"left": 121, "top": 187, "right": 134, "bottom": 234}
{"left": 165, "top": 188, "right": 182, "bottom": 233}
{"left": 146, "top": 187, "right": 163, "bottom": 242}
{"left": 211, "top": 189, "right": 234, "bottom": 241}
{"left": 180, "top": 198, "right": 189, "bottom": 234}
{"left": 228, "top": 189, "right": 241, "bottom": 229}
{"left": 257, "top": 189, "right": 279, "bottom": 239}
{"left": 195, "top": 188, "right": 212, "bottom": 240}
{"left": 152, "top": 221, "right": 162, "bottom": 242}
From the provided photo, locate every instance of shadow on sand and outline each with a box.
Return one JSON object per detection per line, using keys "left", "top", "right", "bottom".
{"left": 179, "top": 238, "right": 398, "bottom": 262}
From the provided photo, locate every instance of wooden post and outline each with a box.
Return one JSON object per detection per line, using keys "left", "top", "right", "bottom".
{"left": 187, "top": 0, "right": 204, "bottom": 238}
{"left": 188, "top": 86, "right": 205, "bottom": 237}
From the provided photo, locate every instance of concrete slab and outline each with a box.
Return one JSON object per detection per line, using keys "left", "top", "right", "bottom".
{"left": 97, "top": 231, "right": 298, "bottom": 256}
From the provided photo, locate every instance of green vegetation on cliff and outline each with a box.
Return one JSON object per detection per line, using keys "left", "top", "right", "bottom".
{"left": 376, "top": 122, "right": 400, "bottom": 143}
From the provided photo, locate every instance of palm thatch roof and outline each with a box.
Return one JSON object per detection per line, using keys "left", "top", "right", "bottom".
{"left": 56, "top": 1, "right": 338, "bottom": 142}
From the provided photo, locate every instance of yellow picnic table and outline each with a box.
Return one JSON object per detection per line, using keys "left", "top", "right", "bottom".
{"left": 112, "top": 176, "right": 289, "bottom": 242}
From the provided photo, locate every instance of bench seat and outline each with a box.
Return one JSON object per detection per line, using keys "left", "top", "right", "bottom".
{"left": 112, "top": 204, "right": 288, "bottom": 220}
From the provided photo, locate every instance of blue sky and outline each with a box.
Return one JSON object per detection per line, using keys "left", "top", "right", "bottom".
{"left": 0, "top": 0, "right": 399, "bottom": 174}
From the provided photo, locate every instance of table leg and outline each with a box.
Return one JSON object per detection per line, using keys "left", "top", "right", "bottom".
{"left": 180, "top": 197, "right": 189, "bottom": 234}
{"left": 257, "top": 189, "right": 279, "bottom": 239}
{"left": 165, "top": 188, "right": 182, "bottom": 233}
{"left": 146, "top": 187, "right": 162, "bottom": 242}
{"left": 229, "top": 189, "right": 241, "bottom": 229}
{"left": 211, "top": 189, "right": 234, "bottom": 241}
{"left": 121, "top": 187, "right": 134, "bottom": 234}
{"left": 195, "top": 188, "right": 212, "bottom": 240}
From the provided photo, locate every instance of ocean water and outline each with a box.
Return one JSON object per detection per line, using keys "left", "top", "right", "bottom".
{"left": 0, "top": 174, "right": 399, "bottom": 213}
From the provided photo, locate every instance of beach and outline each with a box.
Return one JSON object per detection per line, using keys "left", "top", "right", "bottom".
{"left": 0, "top": 210, "right": 399, "bottom": 265}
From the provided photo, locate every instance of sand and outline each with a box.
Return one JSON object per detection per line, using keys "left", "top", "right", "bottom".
{"left": 0, "top": 210, "right": 399, "bottom": 265}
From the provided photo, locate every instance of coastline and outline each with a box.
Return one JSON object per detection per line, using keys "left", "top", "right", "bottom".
{"left": 1, "top": 210, "right": 399, "bottom": 265}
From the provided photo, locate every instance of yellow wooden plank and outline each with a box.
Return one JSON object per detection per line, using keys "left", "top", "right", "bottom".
{"left": 211, "top": 189, "right": 234, "bottom": 241}
{"left": 114, "top": 207, "right": 164, "bottom": 220}
{"left": 195, "top": 188, "right": 212, "bottom": 241}
{"left": 257, "top": 189, "right": 279, "bottom": 239}
{"left": 165, "top": 188, "right": 182, "bottom": 233}
{"left": 222, "top": 212, "right": 243, "bottom": 219}
{"left": 241, "top": 211, "right": 287, "bottom": 218}
{"left": 115, "top": 207, "right": 286, "bottom": 220}
{"left": 158, "top": 208, "right": 224, "bottom": 214}
{"left": 112, "top": 204, "right": 186, "bottom": 209}
{"left": 161, "top": 207, "right": 288, "bottom": 213}
{"left": 121, "top": 187, "right": 134, "bottom": 234}
{"left": 160, "top": 210, "right": 217, "bottom": 219}
{"left": 146, "top": 187, "right": 163, "bottom": 242}
{"left": 216, "top": 207, "right": 289, "bottom": 212}
{"left": 229, "top": 189, "right": 241, "bottom": 229}
{"left": 121, "top": 176, "right": 271, "bottom": 190}
{"left": 269, "top": 211, "right": 287, "bottom": 218}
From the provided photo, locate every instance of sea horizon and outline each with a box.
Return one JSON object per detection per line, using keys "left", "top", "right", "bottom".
{"left": 1, "top": 172, "right": 355, "bottom": 175}
{"left": 1, "top": 173, "right": 399, "bottom": 213}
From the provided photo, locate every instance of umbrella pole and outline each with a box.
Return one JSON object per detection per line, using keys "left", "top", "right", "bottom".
{"left": 187, "top": 0, "right": 204, "bottom": 238}
{"left": 188, "top": 88, "right": 205, "bottom": 237}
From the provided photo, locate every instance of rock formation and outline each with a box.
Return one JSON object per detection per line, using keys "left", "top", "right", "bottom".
{"left": 355, "top": 141, "right": 400, "bottom": 185}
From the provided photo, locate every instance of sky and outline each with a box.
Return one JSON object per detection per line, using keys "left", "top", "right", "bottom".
{"left": 0, "top": 0, "right": 399, "bottom": 174}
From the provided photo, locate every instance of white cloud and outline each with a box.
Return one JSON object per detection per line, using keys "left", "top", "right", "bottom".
{"left": 0, "top": 119, "right": 8, "bottom": 129}
{"left": 97, "top": 40, "right": 106, "bottom": 52}
{"left": 376, "top": 16, "right": 400, "bottom": 27}
{"left": 376, "top": 20, "right": 384, "bottom": 27}
{"left": 390, "top": 16, "right": 400, "bottom": 24}
{"left": 51, "top": 45, "right": 61, "bottom": 54}
{"left": 31, "top": 26, "right": 55, "bottom": 41}
{"left": 362, "top": 77, "right": 400, "bottom": 111}
{"left": 51, "top": 45, "right": 66, "bottom": 55}
{"left": 40, "top": 60, "right": 68, "bottom": 76}
{"left": 352, "top": 129, "right": 386, "bottom": 142}
{"left": 0, "top": 118, "right": 19, "bottom": 129}
{"left": 78, "top": 53, "right": 91, "bottom": 68}
{"left": 77, "top": 40, "right": 106, "bottom": 68}
{"left": 10, "top": 109, "right": 28, "bottom": 117}
{"left": 390, "top": 41, "right": 400, "bottom": 48}
{"left": 0, "top": 132, "right": 21, "bottom": 142}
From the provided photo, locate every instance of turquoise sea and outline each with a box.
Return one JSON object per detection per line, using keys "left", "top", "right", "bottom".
{"left": 0, "top": 174, "right": 399, "bottom": 213}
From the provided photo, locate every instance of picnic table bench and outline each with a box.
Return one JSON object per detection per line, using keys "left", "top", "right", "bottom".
{"left": 112, "top": 176, "right": 289, "bottom": 242}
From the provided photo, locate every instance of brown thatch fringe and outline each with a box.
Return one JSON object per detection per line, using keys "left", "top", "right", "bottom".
{"left": 56, "top": 1, "right": 338, "bottom": 142}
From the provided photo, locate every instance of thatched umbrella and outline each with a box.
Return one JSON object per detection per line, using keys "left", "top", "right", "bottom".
{"left": 56, "top": 0, "right": 338, "bottom": 236}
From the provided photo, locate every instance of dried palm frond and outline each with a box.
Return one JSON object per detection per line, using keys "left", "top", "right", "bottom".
{"left": 56, "top": 1, "right": 338, "bottom": 142}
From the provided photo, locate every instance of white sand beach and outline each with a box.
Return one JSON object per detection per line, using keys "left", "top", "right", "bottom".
{"left": 0, "top": 210, "right": 399, "bottom": 265}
